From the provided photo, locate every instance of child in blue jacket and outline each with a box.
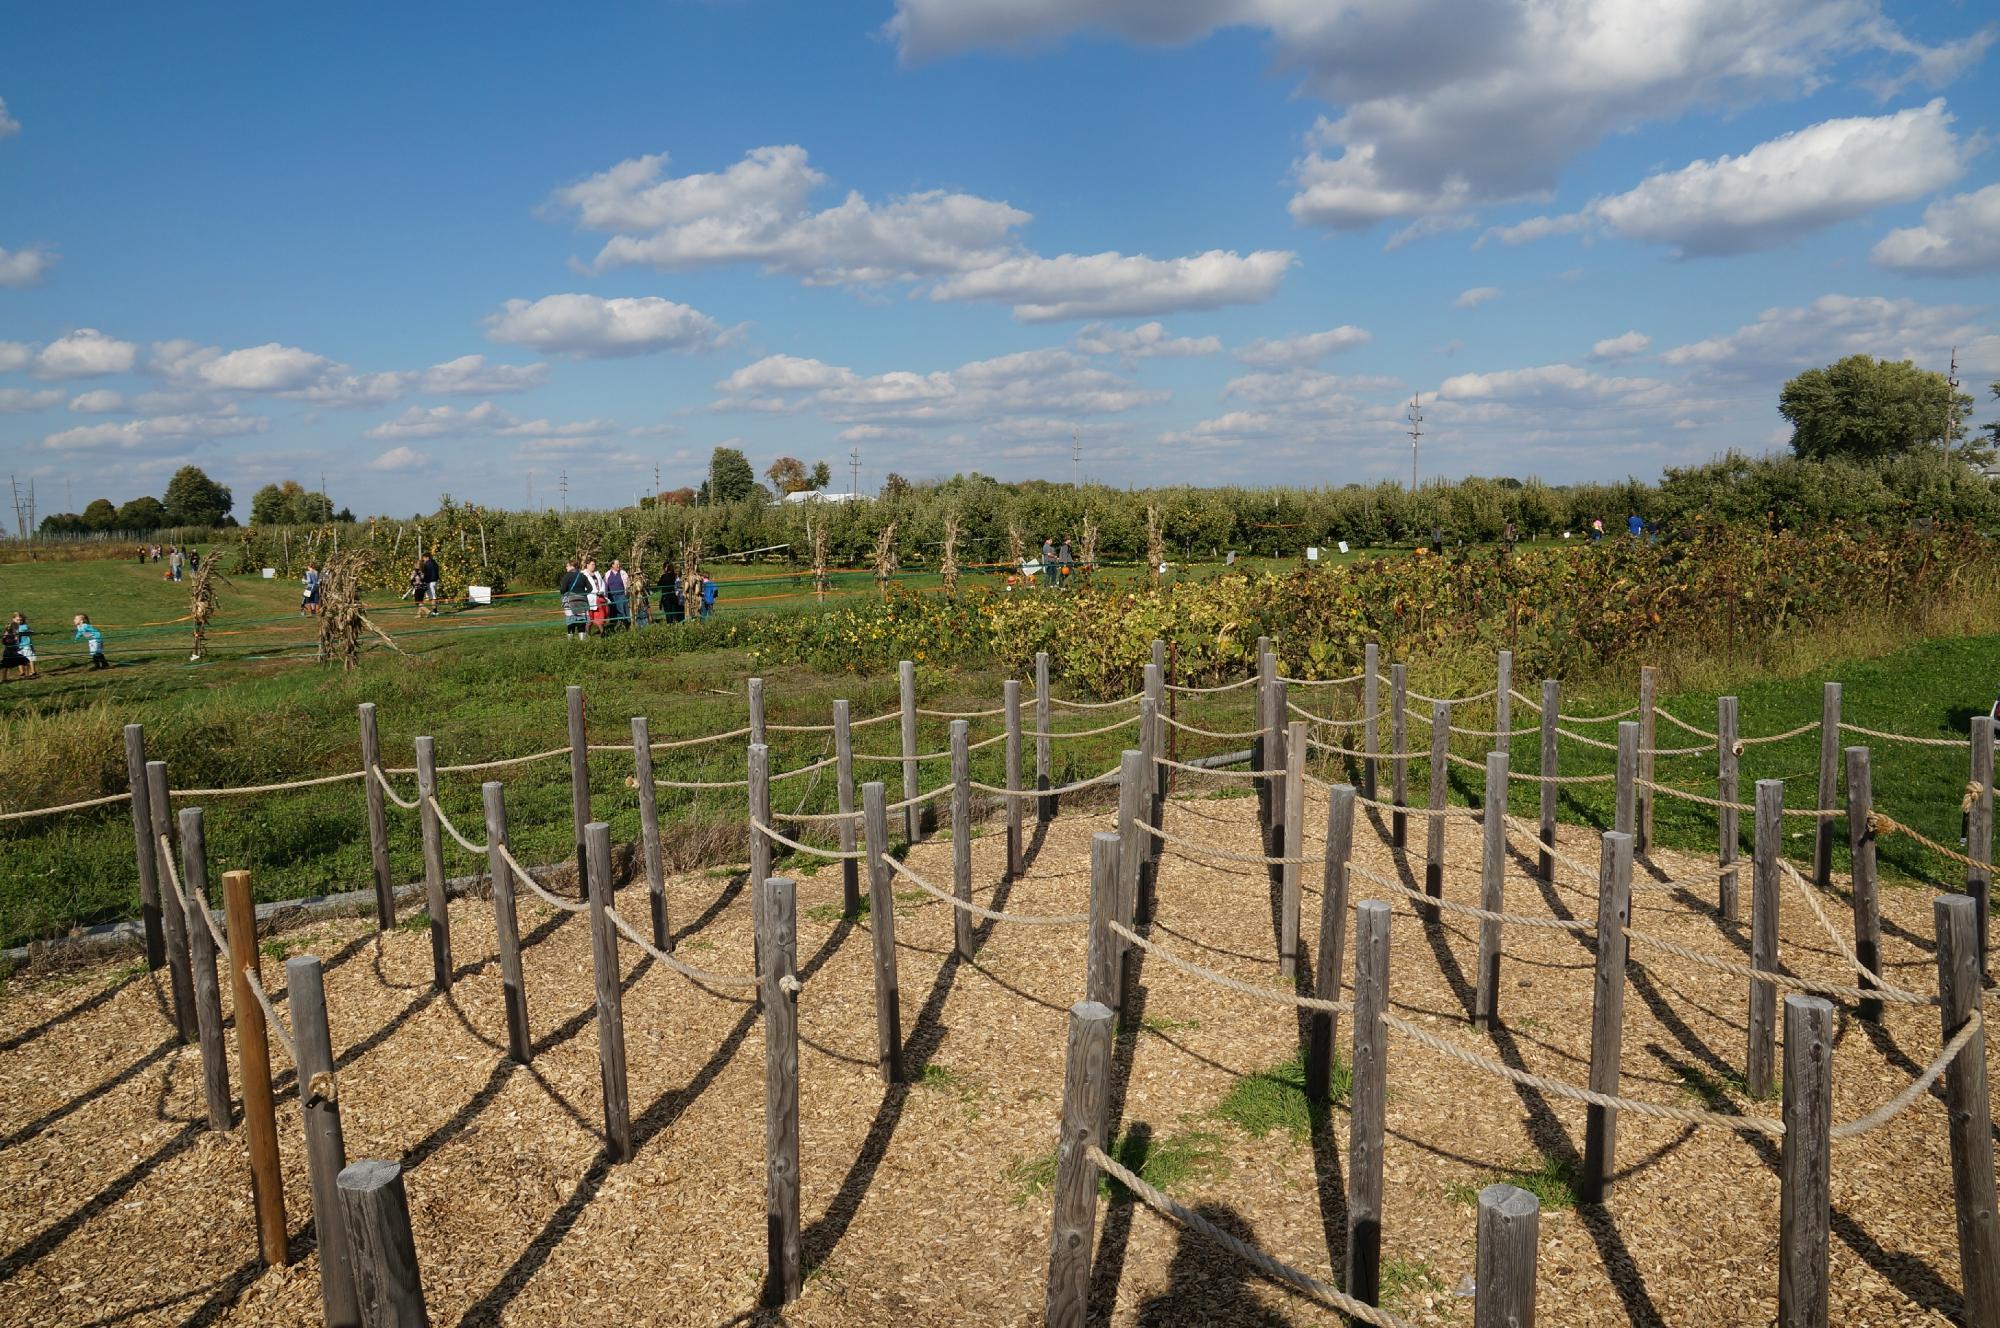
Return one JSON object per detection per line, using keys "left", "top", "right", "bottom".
{"left": 73, "top": 614, "right": 108, "bottom": 670}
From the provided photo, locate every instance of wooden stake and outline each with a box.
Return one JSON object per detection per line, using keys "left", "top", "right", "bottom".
{"left": 748, "top": 675, "right": 766, "bottom": 748}
{"left": 1474, "top": 750, "right": 1508, "bottom": 1028}
{"left": 899, "top": 659, "right": 921, "bottom": 843}
{"left": 1495, "top": 650, "right": 1513, "bottom": 755}
{"left": 1637, "top": 665, "right": 1657, "bottom": 851}
{"left": 748, "top": 743, "right": 771, "bottom": 946}
{"left": 1935, "top": 893, "right": 2000, "bottom": 1328}
{"left": 584, "top": 822, "right": 632, "bottom": 1162}
{"left": 567, "top": 685, "right": 590, "bottom": 899}
{"left": 223, "top": 868, "right": 288, "bottom": 1266}
{"left": 481, "top": 782, "right": 531, "bottom": 1064}
{"left": 1003, "top": 681, "right": 1023, "bottom": 880}
{"left": 1362, "top": 641, "right": 1380, "bottom": 798}
{"left": 950, "top": 720, "right": 973, "bottom": 960}
{"left": 1259, "top": 649, "right": 1279, "bottom": 844}
{"left": 1718, "top": 696, "right": 1740, "bottom": 922}
{"left": 761, "top": 872, "right": 802, "bottom": 1307}
{"left": 1844, "top": 746, "right": 1882, "bottom": 1022}
{"left": 862, "top": 782, "right": 904, "bottom": 1083}
{"left": 1582, "top": 830, "right": 1632, "bottom": 1204}
{"left": 1308, "top": 783, "right": 1354, "bottom": 1101}
{"left": 632, "top": 717, "right": 667, "bottom": 949}
{"left": 1116, "top": 750, "right": 1144, "bottom": 986}
{"left": 177, "top": 808, "right": 230, "bottom": 1131}
{"left": 835, "top": 699, "right": 860, "bottom": 914}
{"left": 1281, "top": 718, "right": 1306, "bottom": 980}
{"left": 1614, "top": 721, "right": 1637, "bottom": 840}
{"left": 1968, "top": 717, "right": 1993, "bottom": 979}
{"left": 1036, "top": 651, "right": 1053, "bottom": 822}
{"left": 146, "top": 760, "right": 195, "bottom": 1043}
{"left": 1539, "top": 679, "right": 1559, "bottom": 884}
{"left": 1748, "top": 779, "right": 1783, "bottom": 1099}
{"left": 287, "top": 955, "right": 358, "bottom": 1328}
{"left": 358, "top": 703, "right": 394, "bottom": 929}
{"left": 413, "top": 738, "right": 451, "bottom": 990}
{"left": 1044, "top": 1000, "right": 1114, "bottom": 1328}
{"left": 1087, "top": 831, "right": 1119, "bottom": 1010}
{"left": 337, "top": 1159, "right": 428, "bottom": 1326}
{"left": 124, "top": 724, "right": 164, "bottom": 968}
{"left": 1390, "top": 663, "right": 1409, "bottom": 849}
{"left": 1475, "top": 1184, "right": 1541, "bottom": 1328}
{"left": 1779, "top": 995, "right": 1834, "bottom": 1328}
{"left": 1426, "top": 701, "right": 1449, "bottom": 898}
{"left": 1347, "top": 898, "right": 1390, "bottom": 1305}
{"left": 1814, "top": 682, "right": 1841, "bottom": 889}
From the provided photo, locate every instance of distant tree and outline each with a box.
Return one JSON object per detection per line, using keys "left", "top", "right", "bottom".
{"left": 79, "top": 498, "right": 118, "bottom": 531}
{"left": 116, "top": 496, "right": 168, "bottom": 531}
{"left": 765, "top": 456, "right": 810, "bottom": 494}
{"left": 251, "top": 479, "right": 335, "bottom": 525}
{"left": 1780, "top": 355, "right": 1975, "bottom": 463}
{"left": 162, "top": 465, "right": 234, "bottom": 527}
{"left": 809, "top": 460, "right": 832, "bottom": 490}
{"left": 706, "top": 447, "right": 756, "bottom": 504}
{"left": 659, "top": 487, "right": 697, "bottom": 507}
{"left": 880, "top": 472, "right": 912, "bottom": 501}
{"left": 37, "top": 512, "right": 86, "bottom": 536}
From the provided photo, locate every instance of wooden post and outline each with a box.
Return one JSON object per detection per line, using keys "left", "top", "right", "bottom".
{"left": 481, "top": 782, "right": 532, "bottom": 1064}
{"left": 584, "top": 822, "right": 632, "bottom": 1162}
{"left": 748, "top": 743, "right": 771, "bottom": 945}
{"left": 1307, "top": 784, "right": 1354, "bottom": 1101}
{"left": 177, "top": 809, "right": 230, "bottom": 1131}
{"left": 1036, "top": 651, "right": 1053, "bottom": 822}
{"left": 1614, "top": 720, "right": 1637, "bottom": 840}
{"left": 1044, "top": 1000, "right": 1114, "bottom": 1328}
{"left": 1814, "top": 682, "right": 1841, "bottom": 889}
{"left": 899, "top": 659, "right": 921, "bottom": 843}
{"left": 567, "top": 685, "right": 590, "bottom": 899}
{"left": 1539, "top": 679, "right": 1560, "bottom": 884}
{"left": 1347, "top": 899, "right": 1390, "bottom": 1306}
{"left": 1426, "top": 700, "right": 1449, "bottom": 898}
{"left": 761, "top": 872, "right": 802, "bottom": 1308}
{"left": 1150, "top": 641, "right": 1168, "bottom": 809}
{"left": 1003, "top": 681, "right": 1023, "bottom": 880}
{"left": 632, "top": 716, "right": 667, "bottom": 949}
{"left": 1087, "top": 831, "right": 1119, "bottom": 1011}
{"left": 1137, "top": 695, "right": 1160, "bottom": 925}
{"left": 1143, "top": 663, "right": 1164, "bottom": 876}
{"left": 1719, "top": 696, "right": 1741, "bottom": 922}
{"left": 1259, "top": 648, "right": 1279, "bottom": 843}
{"left": 1935, "top": 893, "right": 2000, "bottom": 1328}
{"left": 862, "top": 782, "right": 904, "bottom": 1083}
{"left": 124, "top": 724, "right": 164, "bottom": 968}
{"left": 1968, "top": 717, "right": 1993, "bottom": 979}
{"left": 287, "top": 955, "right": 358, "bottom": 1328}
{"left": 1474, "top": 750, "right": 1508, "bottom": 1029}
{"left": 413, "top": 738, "right": 451, "bottom": 990}
{"left": 337, "top": 1160, "right": 428, "bottom": 1326}
{"left": 748, "top": 675, "right": 766, "bottom": 748}
{"left": 1390, "top": 663, "right": 1409, "bottom": 848}
{"left": 146, "top": 761, "right": 196, "bottom": 1044}
{"left": 950, "top": 720, "right": 973, "bottom": 961}
{"left": 1637, "top": 664, "right": 1657, "bottom": 851}
{"left": 1116, "top": 750, "right": 1144, "bottom": 979}
{"left": 223, "top": 868, "right": 288, "bottom": 1266}
{"left": 1495, "top": 650, "right": 1513, "bottom": 755}
{"left": 1581, "top": 830, "right": 1633, "bottom": 1205}
{"left": 1475, "top": 1184, "right": 1541, "bottom": 1328}
{"left": 1843, "top": 747, "right": 1882, "bottom": 1022}
{"left": 1280, "top": 719, "right": 1306, "bottom": 981}
{"left": 1362, "top": 640, "right": 1380, "bottom": 798}
{"left": 835, "top": 700, "right": 860, "bottom": 914}
{"left": 358, "top": 703, "right": 394, "bottom": 929}
{"left": 1779, "top": 995, "right": 1834, "bottom": 1328}
{"left": 1748, "top": 779, "right": 1783, "bottom": 1099}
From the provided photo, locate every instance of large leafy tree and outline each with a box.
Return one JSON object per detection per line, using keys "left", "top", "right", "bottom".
{"left": 162, "top": 465, "right": 234, "bottom": 527}
{"left": 115, "top": 496, "right": 168, "bottom": 530}
{"left": 706, "top": 446, "right": 756, "bottom": 504}
{"left": 250, "top": 479, "right": 335, "bottom": 525}
{"left": 1779, "top": 355, "right": 1973, "bottom": 462}
{"left": 765, "top": 456, "right": 810, "bottom": 494}
{"left": 79, "top": 498, "right": 118, "bottom": 531}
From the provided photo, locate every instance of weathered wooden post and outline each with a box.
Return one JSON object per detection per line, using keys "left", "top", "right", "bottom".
{"left": 1088, "top": 831, "right": 1120, "bottom": 1011}
{"left": 413, "top": 737, "right": 452, "bottom": 990}
{"left": 223, "top": 868, "right": 288, "bottom": 1266}
{"left": 835, "top": 700, "right": 861, "bottom": 914}
{"left": 1347, "top": 899, "right": 1390, "bottom": 1306}
{"left": 1581, "top": 830, "right": 1633, "bottom": 1205}
{"left": 146, "top": 761, "right": 196, "bottom": 1044}
{"left": 950, "top": 720, "right": 973, "bottom": 961}
{"left": 1307, "top": 784, "right": 1354, "bottom": 1101}
{"left": 1935, "top": 893, "right": 2000, "bottom": 1328}
{"left": 177, "top": 808, "right": 230, "bottom": 1131}
{"left": 1779, "top": 995, "right": 1834, "bottom": 1328}
{"left": 1614, "top": 721, "right": 1638, "bottom": 840}
{"left": 584, "top": 822, "right": 633, "bottom": 1162}
{"left": 1259, "top": 647, "right": 1280, "bottom": 843}
{"left": 748, "top": 675, "right": 766, "bottom": 748}
{"left": 1475, "top": 1184, "right": 1541, "bottom": 1328}
{"left": 1390, "top": 663, "right": 1409, "bottom": 848}
{"left": 632, "top": 716, "right": 667, "bottom": 947}
{"left": 1844, "top": 747, "right": 1882, "bottom": 1022}
{"left": 288, "top": 955, "right": 358, "bottom": 1328}
{"left": 1748, "top": 779, "right": 1784, "bottom": 1099}
{"left": 1968, "top": 716, "right": 1993, "bottom": 978}
{"left": 566, "top": 685, "right": 591, "bottom": 899}
{"left": 337, "top": 1159, "right": 428, "bottom": 1326}
{"left": 899, "top": 659, "right": 922, "bottom": 843}
{"left": 1637, "top": 664, "right": 1657, "bottom": 851}
{"left": 1145, "top": 656, "right": 1166, "bottom": 852}
{"left": 1003, "top": 681, "right": 1023, "bottom": 879}
{"left": 358, "top": 703, "right": 394, "bottom": 928}
{"left": 1362, "top": 640, "right": 1380, "bottom": 798}
{"left": 761, "top": 872, "right": 802, "bottom": 1308}
{"left": 1138, "top": 694, "right": 1161, "bottom": 923}
{"left": 1116, "top": 750, "right": 1144, "bottom": 976}
{"left": 1539, "top": 679, "right": 1560, "bottom": 884}
{"left": 1036, "top": 651, "right": 1053, "bottom": 822}
{"left": 1719, "top": 696, "right": 1741, "bottom": 922}
{"left": 1474, "top": 750, "right": 1508, "bottom": 1029}
{"left": 862, "top": 782, "right": 904, "bottom": 1083}
{"left": 1495, "top": 650, "right": 1513, "bottom": 755}
{"left": 1044, "top": 1000, "right": 1114, "bottom": 1328}
{"left": 481, "top": 782, "right": 532, "bottom": 1063}
{"left": 1814, "top": 682, "right": 1842, "bottom": 889}
{"left": 1280, "top": 719, "right": 1307, "bottom": 981}
{"left": 748, "top": 743, "right": 772, "bottom": 943}
{"left": 1426, "top": 701, "right": 1449, "bottom": 898}
{"left": 124, "top": 724, "right": 165, "bottom": 968}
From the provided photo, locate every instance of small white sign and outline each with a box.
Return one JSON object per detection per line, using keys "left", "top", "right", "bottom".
{"left": 1225, "top": 551, "right": 1236, "bottom": 566}
{"left": 468, "top": 585, "right": 493, "bottom": 605}
{"left": 1306, "top": 547, "right": 1320, "bottom": 561}
{"left": 261, "top": 567, "right": 276, "bottom": 579}
{"left": 1337, "top": 540, "right": 1350, "bottom": 554}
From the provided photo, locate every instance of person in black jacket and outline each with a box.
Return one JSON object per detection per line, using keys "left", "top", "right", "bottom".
{"left": 658, "top": 568, "right": 684, "bottom": 624}
{"left": 418, "top": 553, "right": 442, "bottom": 616}
{"left": 558, "top": 559, "right": 588, "bottom": 638}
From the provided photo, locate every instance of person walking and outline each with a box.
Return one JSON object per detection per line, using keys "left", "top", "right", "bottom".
{"left": 11, "top": 614, "right": 35, "bottom": 679}
{"left": 659, "top": 567, "right": 685, "bottom": 624}
{"left": 604, "top": 559, "right": 629, "bottom": 631}
{"left": 1, "top": 616, "right": 24, "bottom": 679}
{"left": 188, "top": 548, "right": 200, "bottom": 573}
{"left": 1625, "top": 512, "right": 1643, "bottom": 540}
{"left": 419, "top": 551, "right": 441, "bottom": 614}
{"left": 557, "top": 559, "right": 588, "bottom": 638}
{"left": 168, "top": 546, "right": 183, "bottom": 582}
{"left": 73, "top": 614, "right": 108, "bottom": 669}
{"left": 1056, "top": 535, "right": 1073, "bottom": 590}
{"left": 301, "top": 561, "right": 321, "bottom": 616}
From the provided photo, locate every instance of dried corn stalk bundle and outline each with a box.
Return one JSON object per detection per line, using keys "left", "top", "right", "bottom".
{"left": 872, "top": 522, "right": 898, "bottom": 599}
{"left": 809, "top": 517, "right": 830, "bottom": 602}
{"left": 1079, "top": 512, "right": 1099, "bottom": 581}
{"left": 940, "top": 513, "right": 961, "bottom": 598}
{"left": 188, "top": 559, "right": 222, "bottom": 661}
{"left": 1007, "top": 521, "right": 1025, "bottom": 571}
{"left": 628, "top": 530, "right": 656, "bottom": 616}
{"left": 1146, "top": 505, "right": 1165, "bottom": 580}
{"left": 317, "top": 552, "right": 400, "bottom": 670}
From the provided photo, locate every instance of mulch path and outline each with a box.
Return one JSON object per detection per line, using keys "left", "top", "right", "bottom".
{"left": 0, "top": 781, "right": 1985, "bottom": 1326}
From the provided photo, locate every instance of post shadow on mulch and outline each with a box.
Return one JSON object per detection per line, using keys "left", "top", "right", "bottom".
{"left": 1086, "top": 956, "right": 1157, "bottom": 1322}
{"left": 0, "top": 964, "right": 147, "bottom": 1055}
{"left": 1131, "top": 1202, "right": 1275, "bottom": 1328}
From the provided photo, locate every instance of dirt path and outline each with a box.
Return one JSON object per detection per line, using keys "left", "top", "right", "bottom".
{"left": 0, "top": 785, "right": 1984, "bottom": 1326}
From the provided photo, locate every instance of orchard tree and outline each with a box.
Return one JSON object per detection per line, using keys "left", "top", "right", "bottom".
{"left": 162, "top": 465, "right": 234, "bottom": 527}
{"left": 1779, "top": 355, "right": 1973, "bottom": 462}
{"left": 706, "top": 446, "right": 756, "bottom": 504}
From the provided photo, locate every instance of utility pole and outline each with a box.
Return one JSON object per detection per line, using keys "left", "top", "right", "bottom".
{"left": 1406, "top": 394, "right": 1424, "bottom": 492}
{"left": 849, "top": 446, "right": 861, "bottom": 499}
{"left": 1946, "top": 346, "right": 1963, "bottom": 454}
{"left": 1070, "top": 429, "right": 1080, "bottom": 488}
{"left": 558, "top": 469, "right": 569, "bottom": 516}
{"left": 652, "top": 462, "right": 661, "bottom": 502}
{"left": 8, "top": 473, "right": 23, "bottom": 538}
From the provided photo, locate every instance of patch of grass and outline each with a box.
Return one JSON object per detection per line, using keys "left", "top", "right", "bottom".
{"left": 1675, "top": 1063, "right": 1780, "bottom": 1104}
{"left": 803, "top": 900, "right": 858, "bottom": 925}
{"left": 1381, "top": 1256, "right": 1447, "bottom": 1309}
{"left": 259, "top": 936, "right": 299, "bottom": 965}
{"left": 919, "top": 1062, "right": 967, "bottom": 1091}
{"left": 393, "top": 910, "right": 431, "bottom": 935}
{"left": 681, "top": 938, "right": 716, "bottom": 952}
{"left": 1141, "top": 1014, "right": 1201, "bottom": 1035}
{"left": 1214, "top": 1050, "right": 1348, "bottom": 1141}
{"left": 1004, "top": 1127, "right": 1230, "bottom": 1206}
{"left": 1447, "top": 1152, "right": 1581, "bottom": 1212}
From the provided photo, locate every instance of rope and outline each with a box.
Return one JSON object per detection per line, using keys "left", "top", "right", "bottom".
{"left": 433, "top": 747, "right": 571, "bottom": 775}
{"left": 763, "top": 721, "right": 837, "bottom": 733}
{"left": 884, "top": 857, "right": 1086, "bottom": 925}
{"left": 1162, "top": 714, "right": 1265, "bottom": 741}
{"left": 1348, "top": 864, "right": 1597, "bottom": 932}
{"left": 242, "top": 968, "right": 299, "bottom": 1066}
{"left": 1737, "top": 721, "right": 1820, "bottom": 747}
{"left": 1155, "top": 757, "right": 1270, "bottom": 781}
{"left": 768, "top": 754, "right": 841, "bottom": 783}
{"left": 776, "top": 806, "right": 863, "bottom": 826}
{"left": 647, "top": 775, "right": 753, "bottom": 790}
{"left": 1839, "top": 723, "right": 1970, "bottom": 749}
{"left": 197, "top": 891, "right": 233, "bottom": 967}
{"left": 1866, "top": 813, "right": 1993, "bottom": 873}
{"left": 1275, "top": 671, "right": 1366, "bottom": 687}
{"left": 1507, "top": 688, "right": 1544, "bottom": 713}
{"left": 1829, "top": 1012, "right": 1983, "bottom": 1139}
{"left": 172, "top": 770, "right": 369, "bottom": 798}
{"left": 1555, "top": 726, "right": 1622, "bottom": 751}
{"left": 885, "top": 785, "right": 954, "bottom": 814}
{"left": 1638, "top": 780, "right": 1843, "bottom": 819}
{"left": 602, "top": 904, "right": 760, "bottom": 990}
{"left": 1556, "top": 705, "right": 1641, "bottom": 724}
{"left": 1406, "top": 686, "right": 1499, "bottom": 706}
{"left": 499, "top": 843, "right": 588, "bottom": 914}
{"left": 1139, "top": 820, "right": 1324, "bottom": 867}
{"left": 1166, "top": 676, "right": 1257, "bottom": 694}
{"left": 1779, "top": 860, "right": 1929, "bottom": 1004}
{"left": 969, "top": 764, "right": 1126, "bottom": 799}
{"left": 0, "top": 791, "right": 133, "bottom": 822}
{"left": 370, "top": 765, "right": 421, "bottom": 811}
{"left": 1448, "top": 723, "right": 1542, "bottom": 739}
{"left": 1620, "top": 925, "right": 1935, "bottom": 1005}
{"left": 1962, "top": 782, "right": 1987, "bottom": 814}
{"left": 1049, "top": 691, "right": 1144, "bottom": 711}
{"left": 427, "top": 797, "right": 488, "bottom": 855}
{"left": 853, "top": 749, "right": 953, "bottom": 766}
{"left": 751, "top": 817, "right": 864, "bottom": 860}
{"left": 1037, "top": 714, "right": 1143, "bottom": 741}
{"left": 916, "top": 705, "right": 1008, "bottom": 719}
{"left": 1655, "top": 710, "right": 1721, "bottom": 741}
{"left": 1085, "top": 1145, "right": 1411, "bottom": 1328}
{"left": 1640, "top": 742, "right": 1714, "bottom": 758}
{"left": 1109, "top": 921, "right": 1352, "bottom": 1014}
{"left": 1286, "top": 701, "right": 1367, "bottom": 729}
{"left": 1345, "top": 786, "right": 1486, "bottom": 819}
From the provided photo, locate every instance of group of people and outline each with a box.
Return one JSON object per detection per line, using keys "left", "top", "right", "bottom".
{"left": 137, "top": 544, "right": 196, "bottom": 581}
{"left": 557, "top": 559, "right": 715, "bottom": 637}
{"left": 1038, "top": 536, "right": 1075, "bottom": 587}
{"left": 1584, "top": 514, "right": 1659, "bottom": 544}
{"left": 0, "top": 613, "right": 109, "bottom": 677}
{"left": 404, "top": 554, "right": 442, "bottom": 617}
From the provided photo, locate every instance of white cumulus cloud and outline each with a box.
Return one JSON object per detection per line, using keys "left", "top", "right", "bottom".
{"left": 1454, "top": 286, "right": 1502, "bottom": 310}
{"left": 485, "top": 294, "right": 728, "bottom": 358}
{"left": 1662, "top": 293, "right": 2000, "bottom": 379}
{"left": 368, "top": 446, "right": 428, "bottom": 472}
{"left": 42, "top": 406, "right": 267, "bottom": 451}
{"left": 1233, "top": 327, "right": 1372, "bottom": 368}
{"left": 0, "top": 97, "right": 18, "bottom": 139}
{"left": 35, "top": 329, "right": 138, "bottom": 379}
{"left": 421, "top": 354, "right": 550, "bottom": 395}
{"left": 1589, "top": 332, "right": 1651, "bottom": 361}
{"left": 68, "top": 390, "right": 125, "bottom": 412}
{"left": 925, "top": 249, "right": 1294, "bottom": 322}
{"left": 1871, "top": 183, "right": 2000, "bottom": 275}
{"left": 1073, "top": 322, "right": 1222, "bottom": 360}
{"left": 0, "top": 388, "right": 61, "bottom": 412}
{"left": 0, "top": 245, "right": 55, "bottom": 288}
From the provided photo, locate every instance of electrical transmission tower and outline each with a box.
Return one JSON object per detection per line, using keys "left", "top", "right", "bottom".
{"left": 559, "top": 469, "right": 569, "bottom": 516}
{"left": 849, "top": 447, "right": 861, "bottom": 498}
{"left": 1070, "top": 429, "right": 1080, "bottom": 487}
{"left": 1406, "top": 394, "right": 1424, "bottom": 492}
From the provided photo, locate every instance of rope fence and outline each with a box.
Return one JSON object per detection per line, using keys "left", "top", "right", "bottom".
{"left": 883, "top": 857, "right": 1087, "bottom": 926}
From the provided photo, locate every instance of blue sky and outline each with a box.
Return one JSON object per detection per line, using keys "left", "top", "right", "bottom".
{"left": 2, "top": 0, "right": 1998, "bottom": 518}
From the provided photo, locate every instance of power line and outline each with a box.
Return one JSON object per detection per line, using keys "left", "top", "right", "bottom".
{"left": 1070, "top": 429, "right": 1080, "bottom": 487}
{"left": 849, "top": 446, "right": 861, "bottom": 498}
{"left": 558, "top": 469, "right": 569, "bottom": 516}
{"left": 1406, "top": 393, "right": 1424, "bottom": 492}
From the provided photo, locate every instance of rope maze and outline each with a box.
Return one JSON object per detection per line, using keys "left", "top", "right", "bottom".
{"left": 7, "top": 638, "right": 1999, "bottom": 1325}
